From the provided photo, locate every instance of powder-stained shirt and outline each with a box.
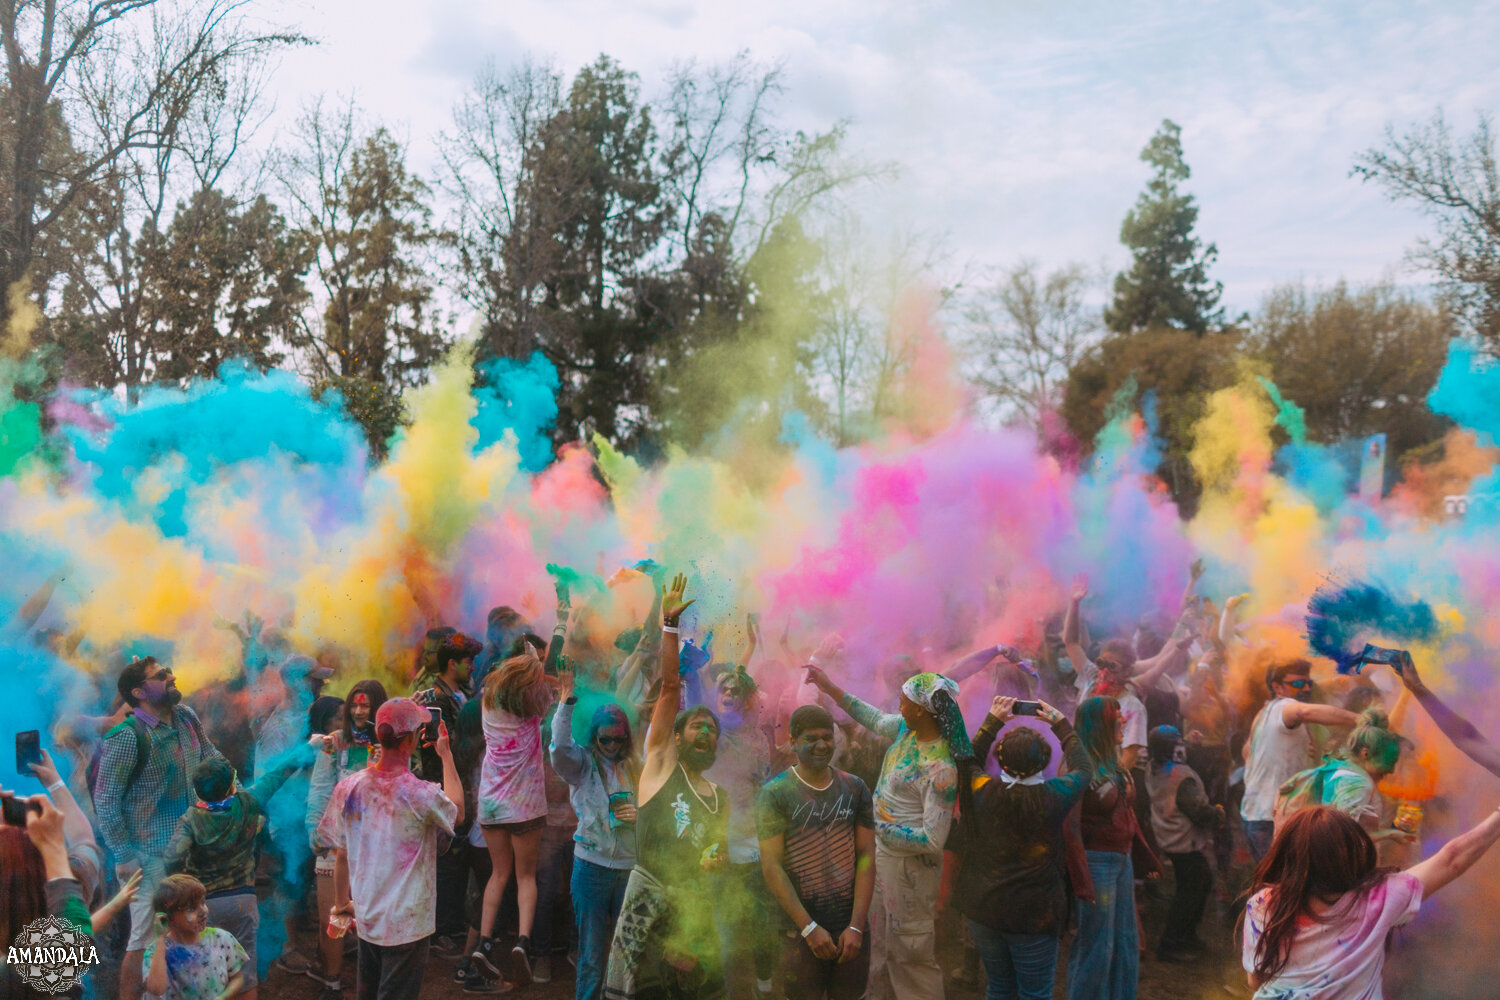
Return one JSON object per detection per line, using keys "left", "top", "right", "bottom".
{"left": 841, "top": 693, "right": 956, "bottom": 857}
{"left": 1319, "top": 762, "right": 1381, "bottom": 829}
{"left": 1070, "top": 655, "right": 1148, "bottom": 750}
{"left": 316, "top": 767, "right": 458, "bottom": 947}
{"left": 756, "top": 768, "right": 873, "bottom": 931}
{"left": 478, "top": 703, "right": 547, "bottom": 826}
{"left": 142, "top": 927, "right": 246, "bottom": 1000}
{"left": 1242, "top": 872, "right": 1422, "bottom": 1000}
{"left": 1242, "top": 698, "right": 1315, "bottom": 822}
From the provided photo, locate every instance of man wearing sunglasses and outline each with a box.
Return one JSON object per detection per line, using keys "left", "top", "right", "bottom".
{"left": 1239, "top": 659, "right": 1359, "bottom": 863}
{"left": 96, "top": 655, "right": 226, "bottom": 1000}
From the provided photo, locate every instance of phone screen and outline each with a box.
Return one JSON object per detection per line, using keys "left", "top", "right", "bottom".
{"left": 425, "top": 708, "right": 442, "bottom": 741}
{"left": 1012, "top": 701, "right": 1042, "bottom": 717}
{"left": 15, "top": 730, "right": 41, "bottom": 773}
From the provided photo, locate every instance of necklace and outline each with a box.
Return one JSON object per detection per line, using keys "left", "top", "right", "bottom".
{"left": 677, "top": 762, "right": 721, "bottom": 814}
{"left": 790, "top": 765, "right": 833, "bottom": 792}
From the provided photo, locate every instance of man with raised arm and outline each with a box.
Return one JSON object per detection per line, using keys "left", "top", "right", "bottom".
{"left": 605, "top": 574, "right": 729, "bottom": 1000}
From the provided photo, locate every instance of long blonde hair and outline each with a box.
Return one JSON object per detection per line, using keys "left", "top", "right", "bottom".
{"left": 483, "top": 645, "right": 554, "bottom": 718}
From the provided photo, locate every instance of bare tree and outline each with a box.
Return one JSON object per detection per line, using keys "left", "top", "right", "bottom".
{"left": 276, "top": 97, "right": 446, "bottom": 389}
{"left": 0, "top": 0, "right": 301, "bottom": 329}
{"left": 437, "top": 57, "right": 565, "bottom": 355}
{"left": 964, "top": 259, "right": 1101, "bottom": 429}
{"left": 1354, "top": 111, "right": 1500, "bottom": 343}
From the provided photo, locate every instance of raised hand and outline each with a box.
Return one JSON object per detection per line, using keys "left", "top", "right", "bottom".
{"left": 989, "top": 696, "right": 1017, "bottom": 725}
{"left": 803, "top": 663, "right": 835, "bottom": 693}
{"left": 27, "top": 748, "right": 61, "bottom": 788}
{"left": 812, "top": 632, "right": 845, "bottom": 661}
{"left": 558, "top": 667, "right": 576, "bottom": 702}
{"left": 1190, "top": 558, "right": 1205, "bottom": 582}
{"left": 661, "top": 573, "right": 695, "bottom": 624}
{"left": 1070, "top": 575, "right": 1089, "bottom": 603}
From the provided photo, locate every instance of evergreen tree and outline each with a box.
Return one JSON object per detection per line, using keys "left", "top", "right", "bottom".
{"left": 1104, "top": 119, "right": 1224, "bottom": 335}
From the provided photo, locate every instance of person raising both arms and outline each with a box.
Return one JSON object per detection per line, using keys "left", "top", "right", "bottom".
{"left": 605, "top": 573, "right": 730, "bottom": 1000}
{"left": 1241, "top": 804, "right": 1500, "bottom": 999}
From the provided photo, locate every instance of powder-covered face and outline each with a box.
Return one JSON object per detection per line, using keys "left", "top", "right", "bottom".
{"left": 350, "top": 693, "right": 372, "bottom": 726}
{"left": 794, "top": 726, "right": 835, "bottom": 770}
{"left": 168, "top": 901, "right": 209, "bottom": 938}
{"left": 676, "top": 716, "right": 720, "bottom": 771}
{"left": 594, "top": 723, "right": 629, "bottom": 761}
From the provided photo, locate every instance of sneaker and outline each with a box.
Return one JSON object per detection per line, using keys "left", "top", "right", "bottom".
{"left": 455, "top": 958, "right": 475, "bottom": 984}
{"left": 510, "top": 937, "right": 533, "bottom": 986}
{"left": 462, "top": 971, "right": 513, "bottom": 994}
{"left": 431, "top": 934, "right": 466, "bottom": 959}
{"left": 532, "top": 955, "right": 551, "bottom": 984}
{"left": 471, "top": 938, "right": 503, "bottom": 979}
{"left": 306, "top": 965, "right": 341, "bottom": 988}
{"left": 274, "top": 951, "right": 313, "bottom": 976}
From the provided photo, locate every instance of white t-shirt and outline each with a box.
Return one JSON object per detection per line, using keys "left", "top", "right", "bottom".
{"left": 1071, "top": 655, "right": 1148, "bottom": 750}
{"left": 1242, "top": 872, "right": 1422, "bottom": 999}
{"left": 1242, "top": 698, "right": 1314, "bottom": 822}
{"left": 316, "top": 767, "right": 458, "bottom": 946}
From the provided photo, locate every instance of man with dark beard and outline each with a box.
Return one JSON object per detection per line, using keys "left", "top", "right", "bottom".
{"left": 605, "top": 574, "right": 729, "bottom": 1000}
{"left": 757, "top": 705, "right": 875, "bottom": 1000}
{"left": 95, "top": 655, "right": 227, "bottom": 1000}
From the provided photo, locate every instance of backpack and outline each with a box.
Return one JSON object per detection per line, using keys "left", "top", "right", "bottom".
{"left": 1273, "top": 758, "right": 1338, "bottom": 833}
{"left": 86, "top": 709, "right": 208, "bottom": 808}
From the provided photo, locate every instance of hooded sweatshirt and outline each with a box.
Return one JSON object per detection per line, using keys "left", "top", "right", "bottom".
{"left": 164, "top": 762, "right": 299, "bottom": 896}
{"left": 549, "top": 700, "right": 636, "bottom": 869}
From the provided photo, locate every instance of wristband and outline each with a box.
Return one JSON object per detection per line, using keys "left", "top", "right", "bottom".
{"left": 800, "top": 920, "right": 819, "bottom": 938}
{"left": 46, "top": 780, "right": 66, "bottom": 793}
{"left": 662, "top": 624, "right": 680, "bottom": 635}
{"left": 554, "top": 623, "right": 568, "bottom": 637}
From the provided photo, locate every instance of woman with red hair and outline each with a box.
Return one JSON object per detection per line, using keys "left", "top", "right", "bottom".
{"left": 1241, "top": 804, "right": 1500, "bottom": 998}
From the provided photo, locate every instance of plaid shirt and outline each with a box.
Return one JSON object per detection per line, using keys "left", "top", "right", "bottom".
{"left": 95, "top": 704, "right": 225, "bottom": 865}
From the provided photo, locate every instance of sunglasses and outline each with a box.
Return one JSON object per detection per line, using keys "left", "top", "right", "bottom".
{"left": 1284, "top": 678, "right": 1311, "bottom": 690}
{"left": 146, "top": 668, "right": 175, "bottom": 682}
{"left": 597, "top": 736, "right": 628, "bottom": 747}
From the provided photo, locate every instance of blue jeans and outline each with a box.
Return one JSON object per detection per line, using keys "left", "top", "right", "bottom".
{"left": 966, "top": 920, "right": 1057, "bottom": 1000}
{"left": 572, "top": 858, "right": 632, "bottom": 1000}
{"left": 1066, "top": 850, "right": 1137, "bottom": 1000}
{"left": 1243, "top": 819, "right": 1276, "bottom": 865}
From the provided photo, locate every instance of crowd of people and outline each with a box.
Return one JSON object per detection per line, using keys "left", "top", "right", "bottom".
{"left": 5, "top": 562, "right": 1500, "bottom": 1000}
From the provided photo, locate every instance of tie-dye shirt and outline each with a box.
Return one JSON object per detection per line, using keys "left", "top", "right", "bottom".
{"left": 316, "top": 766, "right": 458, "bottom": 946}
{"left": 842, "top": 693, "right": 956, "bottom": 857}
{"left": 141, "top": 927, "right": 246, "bottom": 1000}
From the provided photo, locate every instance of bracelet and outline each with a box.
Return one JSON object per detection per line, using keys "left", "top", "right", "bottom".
{"left": 553, "top": 623, "right": 568, "bottom": 637}
{"left": 662, "top": 624, "right": 680, "bottom": 635}
{"left": 847, "top": 926, "right": 863, "bottom": 935}
{"left": 46, "top": 780, "right": 66, "bottom": 793}
{"left": 800, "top": 920, "right": 819, "bottom": 938}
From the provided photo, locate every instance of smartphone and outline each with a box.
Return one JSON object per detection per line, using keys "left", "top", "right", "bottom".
{"left": 15, "top": 730, "right": 41, "bottom": 774}
{"left": 1012, "top": 700, "right": 1042, "bottom": 717}
{"left": 424, "top": 707, "right": 443, "bottom": 743}
{"left": 1, "top": 792, "right": 40, "bottom": 827}
{"left": 1355, "top": 644, "right": 1407, "bottom": 673}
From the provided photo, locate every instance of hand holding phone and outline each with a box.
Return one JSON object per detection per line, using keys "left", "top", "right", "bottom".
{"left": 15, "top": 730, "right": 42, "bottom": 774}
{"left": 423, "top": 708, "right": 442, "bottom": 745}
{"left": 1012, "top": 700, "right": 1042, "bottom": 717}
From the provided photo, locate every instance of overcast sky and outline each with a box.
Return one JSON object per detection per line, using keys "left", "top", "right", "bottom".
{"left": 259, "top": 0, "right": 1498, "bottom": 316}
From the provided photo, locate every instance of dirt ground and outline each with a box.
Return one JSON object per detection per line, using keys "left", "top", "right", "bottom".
{"left": 254, "top": 878, "right": 1256, "bottom": 1000}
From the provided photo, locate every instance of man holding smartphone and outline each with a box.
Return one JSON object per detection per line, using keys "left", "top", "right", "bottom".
{"left": 94, "top": 656, "right": 226, "bottom": 1000}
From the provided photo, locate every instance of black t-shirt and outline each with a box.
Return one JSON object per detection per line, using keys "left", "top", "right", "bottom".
{"left": 755, "top": 768, "right": 874, "bottom": 931}
{"left": 638, "top": 764, "right": 728, "bottom": 891}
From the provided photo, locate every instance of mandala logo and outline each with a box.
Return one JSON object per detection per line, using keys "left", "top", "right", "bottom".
{"left": 7, "top": 915, "right": 99, "bottom": 995}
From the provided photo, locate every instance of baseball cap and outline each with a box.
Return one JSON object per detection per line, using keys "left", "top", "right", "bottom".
{"left": 375, "top": 697, "right": 429, "bottom": 736}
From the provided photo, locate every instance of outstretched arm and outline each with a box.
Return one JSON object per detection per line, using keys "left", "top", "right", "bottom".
{"left": 804, "top": 664, "right": 901, "bottom": 740}
{"left": 639, "top": 574, "right": 694, "bottom": 805}
{"left": 1401, "top": 657, "right": 1500, "bottom": 779}
{"left": 948, "top": 644, "right": 1017, "bottom": 684}
{"left": 1408, "top": 807, "right": 1500, "bottom": 897}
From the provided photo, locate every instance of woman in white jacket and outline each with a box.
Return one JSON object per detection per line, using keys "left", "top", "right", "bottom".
{"left": 550, "top": 668, "right": 639, "bottom": 1000}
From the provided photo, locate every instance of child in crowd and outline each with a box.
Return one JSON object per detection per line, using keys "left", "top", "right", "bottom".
{"left": 143, "top": 874, "right": 248, "bottom": 1000}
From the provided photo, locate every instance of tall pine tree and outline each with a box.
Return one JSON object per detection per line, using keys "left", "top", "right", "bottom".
{"left": 1105, "top": 119, "right": 1224, "bottom": 335}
